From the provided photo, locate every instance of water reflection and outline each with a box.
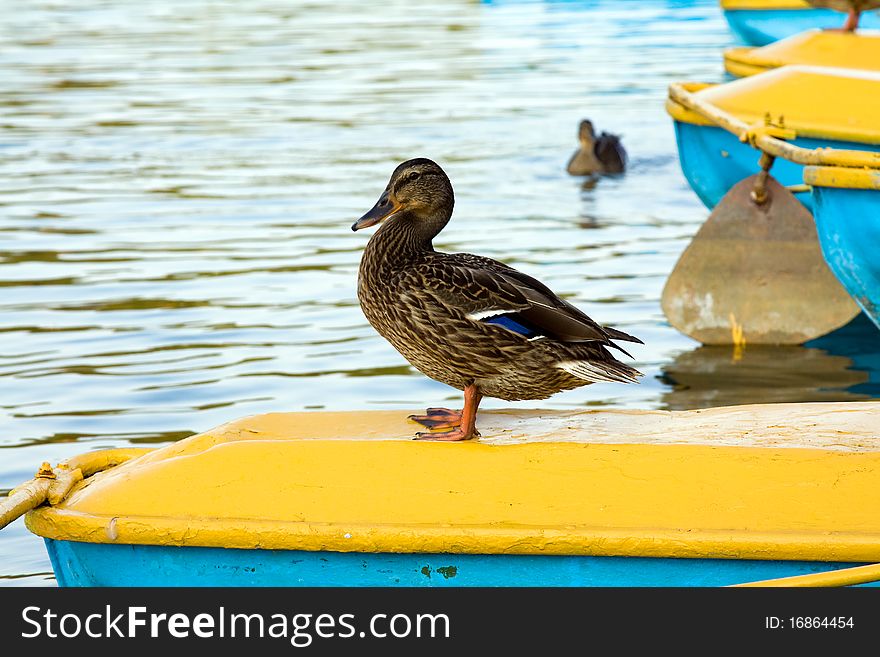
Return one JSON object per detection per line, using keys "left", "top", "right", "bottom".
{"left": 660, "top": 314, "right": 880, "bottom": 410}
{"left": 578, "top": 177, "right": 600, "bottom": 192}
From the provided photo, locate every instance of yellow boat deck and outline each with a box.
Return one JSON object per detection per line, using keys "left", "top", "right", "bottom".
{"left": 725, "top": 29, "right": 880, "bottom": 77}
{"left": 667, "top": 65, "right": 880, "bottom": 145}
{"left": 720, "top": 0, "right": 812, "bottom": 8}
{"left": 25, "top": 401, "right": 880, "bottom": 562}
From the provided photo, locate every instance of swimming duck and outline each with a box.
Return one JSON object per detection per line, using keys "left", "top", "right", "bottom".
{"left": 566, "top": 119, "right": 626, "bottom": 176}
{"left": 353, "top": 158, "right": 642, "bottom": 441}
{"left": 807, "top": 0, "right": 880, "bottom": 31}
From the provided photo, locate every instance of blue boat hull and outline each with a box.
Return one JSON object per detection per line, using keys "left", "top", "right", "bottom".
{"left": 813, "top": 186, "right": 880, "bottom": 331}
{"left": 45, "top": 539, "right": 878, "bottom": 587}
{"left": 723, "top": 8, "right": 880, "bottom": 46}
{"left": 672, "top": 121, "right": 880, "bottom": 211}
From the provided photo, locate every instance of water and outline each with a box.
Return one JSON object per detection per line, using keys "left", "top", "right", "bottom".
{"left": 1, "top": 0, "right": 878, "bottom": 586}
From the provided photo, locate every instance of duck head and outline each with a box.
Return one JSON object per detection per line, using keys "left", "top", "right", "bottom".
{"left": 566, "top": 120, "right": 601, "bottom": 176}
{"left": 352, "top": 158, "right": 455, "bottom": 239}
{"left": 578, "top": 119, "right": 597, "bottom": 147}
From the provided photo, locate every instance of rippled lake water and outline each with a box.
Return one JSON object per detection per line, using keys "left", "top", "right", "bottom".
{"left": 2, "top": 0, "right": 878, "bottom": 585}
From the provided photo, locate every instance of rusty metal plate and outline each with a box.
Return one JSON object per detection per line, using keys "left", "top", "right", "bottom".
{"left": 661, "top": 174, "right": 860, "bottom": 345}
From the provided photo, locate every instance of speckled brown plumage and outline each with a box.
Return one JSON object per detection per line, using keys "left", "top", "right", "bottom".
{"left": 353, "top": 158, "right": 642, "bottom": 439}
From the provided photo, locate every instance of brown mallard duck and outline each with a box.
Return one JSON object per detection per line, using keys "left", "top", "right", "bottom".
{"left": 352, "top": 158, "right": 642, "bottom": 441}
{"left": 566, "top": 119, "right": 626, "bottom": 176}
{"left": 807, "top": 0, "right": 880, "bottom": 30}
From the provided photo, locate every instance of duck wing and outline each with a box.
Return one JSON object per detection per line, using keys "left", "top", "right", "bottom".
{"left": 405, "top": 253, "right": 642, "bottom": 356}
{"left": 593, "top": 132, "right": 626, "bottom": 173}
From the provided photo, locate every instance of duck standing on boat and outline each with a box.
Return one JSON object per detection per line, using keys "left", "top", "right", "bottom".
{"left": 566, "top": 119, "right": 627, "bottom": 176}
{"left": 352, "top": 158, "right": 642, "bottom": 441}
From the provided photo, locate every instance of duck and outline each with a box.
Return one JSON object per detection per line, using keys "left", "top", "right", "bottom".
{"left": 352, "top": 158, "right": 643, "bottom": 441}
{"left": 807, "top": 0, "right": 880, "bottom": 31}
{"left": 566, "top": 119, "right": 626, "bottom": 176}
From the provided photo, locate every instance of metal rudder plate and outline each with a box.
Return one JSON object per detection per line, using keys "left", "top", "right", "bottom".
{"left": 661, "top": 174, "right": 860, "bottom": 345}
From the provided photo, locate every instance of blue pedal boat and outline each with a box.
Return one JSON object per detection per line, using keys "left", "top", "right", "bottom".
{"left": 8, "top": 404, "right": 880, "bottom": 587}
{"left": 666, "top": 66, "right": 880, "bottom": 330}
{"left": 721, "top": 0, "right": 880, "bottom": 46}
{"left": 806, "top": 166, "right": 880, "bottom": 330}
{"left": 666, "top": 65, "right": 880, "bottom": 211}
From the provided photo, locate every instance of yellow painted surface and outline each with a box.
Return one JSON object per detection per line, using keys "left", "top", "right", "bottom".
{"left": 24, "top": 402, "right": 880, "bottom": 561}
{"left": 724, "top": 56, "right": 773, "bottom": 78}
{"left": 666, "top": 66, "right": 880, "bottom": 145}
{"left": 1, "top": 479, "right": 51, "bottom": 532}
{"left": 724, "top": 30, "right": 880, "bottom": 76}
{"left": 804, "top": 164, "right": 880, "bottom": 188}
{"left": 64, "top": 448, "right": 150, "bottom": 478}
{"left": 721, "top": 0, "right": 810, "bottom": 8}
{"left": 734, "top": 562, "right": 880, "bottom": 587}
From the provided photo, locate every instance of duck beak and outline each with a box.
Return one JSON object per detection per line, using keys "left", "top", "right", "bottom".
{"left": 352, "top": 192, "right": 402, "bottom": 231}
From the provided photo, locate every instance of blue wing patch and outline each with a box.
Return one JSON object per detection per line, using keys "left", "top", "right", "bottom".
{"left": 482, "top": 313, "right": 541, "bottom": 339}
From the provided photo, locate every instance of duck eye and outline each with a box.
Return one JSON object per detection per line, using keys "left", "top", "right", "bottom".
{"left": 407, "top": 171, "right": 421, "bottom": 182}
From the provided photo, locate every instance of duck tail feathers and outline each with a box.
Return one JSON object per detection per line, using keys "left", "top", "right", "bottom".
{"left": 557, "top": 359, "right": 642, "bottom": 384}
{"left": 603, "top": 326, "right": 643, "bottom": 344}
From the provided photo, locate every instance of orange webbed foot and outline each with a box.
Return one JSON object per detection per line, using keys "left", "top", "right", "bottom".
{"left": 414, "top": 426, "right": 479, "bottom": 441}
{"left": 408, "top": 407, "right": 461, "bottom": 430}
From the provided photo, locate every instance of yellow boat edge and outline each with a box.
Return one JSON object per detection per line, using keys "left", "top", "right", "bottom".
{"left": 720, "top": 0, "right": 810, "bottom": 9}
{"left": 22, "top": 405, "right": 880, "bottom": 563}
{"left": 25, "top": 508, "right": 880, "bottom": 563}
{"left": 722, "top": 31, "right": 880, "bottom": 78}
{"left": 722, "top": 47, "right": 773, "bottom": 77}
{"left": 666, "top": 67, "right": 880, "bottom": 146}
{"left": 804, "top": 165, "right": 880, "bottom": 189}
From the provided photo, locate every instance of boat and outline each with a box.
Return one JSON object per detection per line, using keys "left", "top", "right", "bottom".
{"left": 805, "top": 165, "right": 880, "bottom": 330}
{"left": 666, "top": 65, "right": 880, "bottom": 211}
{"left": 724, "top": 28, "right": 880, "bottom": 76}
{"left": 6, "top": 404, "right": 880, "bottom": 587}
{"left": 666, "top": 65, "right": 880, "bottom": 330}
{"left": 720, "top": 0, "right": 880, "bottom": 46}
